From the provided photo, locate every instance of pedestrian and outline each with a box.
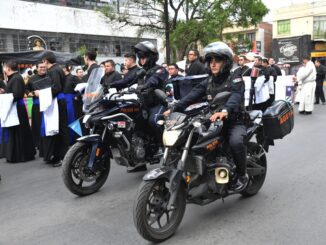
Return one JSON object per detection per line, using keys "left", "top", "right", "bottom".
{"left": 314, "top": 59, "right": 326, "bottom": 105}
{"left": 100, "top": 59, "right": 122, "bottom": 92}
{"left": 25, "top": 61, "right": 47, "bottom": 149}
{"left": 166, "top": 63, "right": 184, "bottom": 99}
{"left": 0, "top": 76, "right": 6, "bottom": 159}
{"left": 110, "top": 53, "right": 142, "bottom": 90}
{"left": 75, "top": 67, "right": 84, "bottom": 81}
{"left": 81, "top": 50, "right": 100, "bottom": 83}
{"left": 293, "top": 55, "right": 317, "bottom": 114}
{"left": 38, "top": 51, "right": 69, "bottom": 166}
{"left": 1, "top": 60, "right": 35, "bottom": 163}
{"left": 62, "top": 63, "right": 83, "bottom": 144}
{"left": 268, "top": 58, "right": 282, "bottom": 76}
{"left": 186, "top": 49, "right": 207, "bottom": 87}
{"left": 233, "top": 55, "right": 251, "bottom": 77}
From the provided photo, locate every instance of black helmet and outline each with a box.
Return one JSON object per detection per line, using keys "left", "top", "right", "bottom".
{"left": 203, "top": 42, "right": 233, "bottom": 74}
{"left": 134, "top": 41, "right": 159, "bottom": 69}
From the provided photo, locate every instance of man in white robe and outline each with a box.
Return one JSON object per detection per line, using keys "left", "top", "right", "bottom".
{"left": 293, "top": 55, "right": 316, "bottom": 114}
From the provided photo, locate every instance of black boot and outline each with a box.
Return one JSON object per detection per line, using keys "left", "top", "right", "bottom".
{"left": 233, "top": 174, "right": 249, "bottom": 192}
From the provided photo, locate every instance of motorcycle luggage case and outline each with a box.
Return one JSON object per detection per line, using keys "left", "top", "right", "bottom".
{"left": 262, "top": 100, "right": 294, "bottom": 140}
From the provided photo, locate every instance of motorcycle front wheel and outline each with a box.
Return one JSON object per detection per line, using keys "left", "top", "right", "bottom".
{"left": 62, "top": 142, "right": 110, "bottom": 196}
{"left": 133, "top": 178, "right": 186, "bottom": 243}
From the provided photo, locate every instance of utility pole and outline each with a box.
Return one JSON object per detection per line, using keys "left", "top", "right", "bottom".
{"left": 164, "top": 0, "right": 170, "bottom": 63}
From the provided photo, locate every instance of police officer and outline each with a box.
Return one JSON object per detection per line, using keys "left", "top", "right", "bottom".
{"left": 128, "top": 41, "right": 168, "bottom": 172}
{"left": 164, "top": 42, "right": 248, "bottom": 191}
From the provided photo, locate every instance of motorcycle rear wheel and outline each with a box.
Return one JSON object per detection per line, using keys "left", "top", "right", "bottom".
{"left": 133, "top": 178, "right": 186, "bottom": 243}
{"left": 241, "top": 142, "right": 267, "bottom": 197}
{"left": 62, "top": 142, "right": 110, "bottom": 196}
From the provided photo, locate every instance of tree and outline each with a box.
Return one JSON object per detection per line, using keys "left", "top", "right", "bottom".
{"left": 100, "top": 0, "right": 268, "bottom": 62}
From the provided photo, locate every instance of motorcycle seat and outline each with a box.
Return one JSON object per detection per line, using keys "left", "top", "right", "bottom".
{"left": 248, "top": 110, "right": 262, "bottom": 121}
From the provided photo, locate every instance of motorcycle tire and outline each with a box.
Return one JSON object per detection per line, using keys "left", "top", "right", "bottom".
{"left": 241, "top": 142, "right": 267, "bottom": 197}
{"left": 62, "top": 142, "right": 110, "bottom": 196}
{"left": 133, "top": 178, "right": 186, "bottom": 243}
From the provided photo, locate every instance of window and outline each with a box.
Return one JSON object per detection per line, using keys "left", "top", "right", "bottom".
{"left": 314, "top": 16, "right": 326, "bottom": 39}
{"left": 277, "top": 20, "right": 291, "bottom": 35}
{"left": 246, "top": 32, "right": 256, "bottom": 42}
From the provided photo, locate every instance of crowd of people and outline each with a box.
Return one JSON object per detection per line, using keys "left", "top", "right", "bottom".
{"left": 0, "top": 42, "right": 325, "bottom": 177}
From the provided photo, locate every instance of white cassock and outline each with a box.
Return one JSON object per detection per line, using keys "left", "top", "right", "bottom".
{"left": 296, "top": 61, "right": 316, "bottom": 112}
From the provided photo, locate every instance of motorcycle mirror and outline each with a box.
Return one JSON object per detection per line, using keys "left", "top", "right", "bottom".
{"left": 212, "top": 91, "right": 231, "bottom": 105}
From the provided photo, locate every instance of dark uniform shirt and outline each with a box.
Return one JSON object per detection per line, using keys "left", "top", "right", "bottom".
{"left": 174, "top": 72, "right": 245, "bottom": 121}
{"left": 111, "top": 65, "right": 142, "bottom": 90}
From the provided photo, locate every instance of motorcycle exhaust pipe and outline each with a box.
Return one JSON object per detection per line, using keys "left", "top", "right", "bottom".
{"left": 215, "top": 167, "right": 229, "bottom": 184}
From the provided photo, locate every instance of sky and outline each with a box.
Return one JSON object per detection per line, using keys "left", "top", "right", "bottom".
{"left": 262, "top": 0, "right": 317, "bottom": 22}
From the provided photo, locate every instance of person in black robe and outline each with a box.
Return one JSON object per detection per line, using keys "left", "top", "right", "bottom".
{"left": 25, "top": 62, "right": 47, "bottom": 149}
{"left": 1, "top": 60, "right": 35, "bottom": 163}
{"left": 62, "top": 63, "right": 83, "bottom": 144}
{"left": 81, "top": 50, "right": 100, "bottom": 83}
{"left": 38, "top": 51, "right": 69, "bottom": 166}
{"left": 0, "top": 78, "right": 7, "bottom": 159}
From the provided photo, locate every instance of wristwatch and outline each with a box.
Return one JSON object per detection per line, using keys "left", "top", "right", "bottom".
{"left": 221, "top": 109, "right": 228, "bottom": 113}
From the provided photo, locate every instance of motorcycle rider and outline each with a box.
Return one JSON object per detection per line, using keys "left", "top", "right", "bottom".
{"left": 164, "top": 42, "right": 248, "bottom": 191}
{"left": 128, "top": 41, "right": 168, "bottom": 172}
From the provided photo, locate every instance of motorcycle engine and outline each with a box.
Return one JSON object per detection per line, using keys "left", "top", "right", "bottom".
{"left": 131, "top": 135, "right": 146, "bottom": 160}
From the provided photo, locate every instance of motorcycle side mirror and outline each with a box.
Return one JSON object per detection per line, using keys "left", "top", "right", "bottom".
{"left": 212, "top": 91, "right": 231, "bottom": 105}
{"left": 154, "top": 89, "right": 168, "bottom": 102}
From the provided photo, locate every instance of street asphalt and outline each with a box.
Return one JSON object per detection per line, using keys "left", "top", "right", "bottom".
{"left": 1, "top": 103, "right": 326, "bottom": 245}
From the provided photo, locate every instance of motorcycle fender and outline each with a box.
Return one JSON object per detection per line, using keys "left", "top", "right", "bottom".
{"left": 143, "top": 167, "right": 172, "bottom": 181}
{"left": 77, "top": 134, "right": 101, "bottom": 143}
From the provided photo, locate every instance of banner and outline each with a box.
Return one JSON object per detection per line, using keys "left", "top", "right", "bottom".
{"left": 243, "top": 75, "right": 295, "bottom": 106}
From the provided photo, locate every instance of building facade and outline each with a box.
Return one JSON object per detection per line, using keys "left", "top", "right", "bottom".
{"left": 222, "top": 22, "right": 273, "bottom": 58}
{"left": 0, "top": 0, "right": 164, "bottom": 63}
{"left": 272, "top": 0, "right": 326, "bottom": 67}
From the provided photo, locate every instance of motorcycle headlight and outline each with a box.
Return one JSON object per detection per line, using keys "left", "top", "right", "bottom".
{"left": 163, "top": 130, "right": 182, "bottom": 146}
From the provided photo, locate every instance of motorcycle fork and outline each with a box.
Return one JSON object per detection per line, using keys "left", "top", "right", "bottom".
{"left": 87, "top": 125, "right": 108, "bottom": 168}
{"left": 169, "top": 127, "right": 196, "bottom": 209}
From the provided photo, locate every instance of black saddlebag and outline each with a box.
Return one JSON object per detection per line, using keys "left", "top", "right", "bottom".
{"left": 262, "top": 100, "right": 294, "bottom": 139}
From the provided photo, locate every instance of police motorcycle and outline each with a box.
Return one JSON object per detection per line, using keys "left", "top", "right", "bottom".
{"left": 132, "top": 89, "right": 292, "bottom": 243}
{"left": 62, "top": 68, "right": 167, "bottom": 196}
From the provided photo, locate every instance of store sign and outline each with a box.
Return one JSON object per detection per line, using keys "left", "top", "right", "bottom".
{"left": 273, "top": 35, "right": 311, "bottom": 63}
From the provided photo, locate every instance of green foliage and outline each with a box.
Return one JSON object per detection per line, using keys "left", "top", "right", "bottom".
{"left": 77, "top": 45, "right": 87, "bottom": 56}
{"left": 100, "top": 0, "right": 269, "bottom": 61}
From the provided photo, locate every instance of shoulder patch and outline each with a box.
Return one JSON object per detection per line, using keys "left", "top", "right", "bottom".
{"left": 156, "top": 68, "right": 165, "bottom": 73}
{"left": 232, "top": 78, "right": 243, "bottom": 83}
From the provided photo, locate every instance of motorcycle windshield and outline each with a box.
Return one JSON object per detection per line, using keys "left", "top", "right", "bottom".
{"left": 82, "top": 67, "right": 105, "bottom": 113}
{"left": 166, "top": 112, "right": 187, "bottom": 129}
